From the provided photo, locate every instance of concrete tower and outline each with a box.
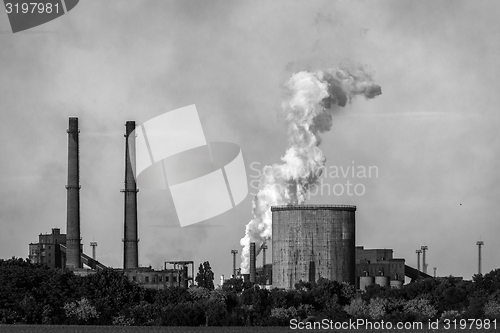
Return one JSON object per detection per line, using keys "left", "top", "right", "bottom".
{"left": 122, "top": 121, "right": 139, "bottom": 269}
{"left": 66, "top": 117, "right": 82, "bottom": 269}
{"left": 272, "top": 205, "right": 356, "bottom": 289}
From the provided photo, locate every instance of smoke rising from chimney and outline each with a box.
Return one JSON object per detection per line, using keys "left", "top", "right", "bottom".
{"left": 239, "top": 64, "right": 381, "bottom": 273}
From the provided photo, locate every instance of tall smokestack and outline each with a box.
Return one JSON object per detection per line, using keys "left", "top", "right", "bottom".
{"left": 66, "top": 117, "right": 82, "bottom": 269}
{"left": 250, "top": 242, "right": 256, "bottom": 283}
{"left": 122, "top": 121, "right": 139, "bottom": 269}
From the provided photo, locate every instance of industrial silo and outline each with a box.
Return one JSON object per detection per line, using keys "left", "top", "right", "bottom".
{"left": 271, "top": 204, "right": 356, "bottom": 289}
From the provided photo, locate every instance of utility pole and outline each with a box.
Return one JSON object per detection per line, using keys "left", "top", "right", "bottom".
{"left": 416, "top": 249, "right": 422, "bottom": 272}
{"left": 477, "top": 240, "right": 484, "bottom": 275}
{"left": 421, "top": 246, "right": 428, "bottom": 274}
{"left": 231, "top": 249, "right": 238, "bottom": 278}
{"left": 433, "top": 267, "right": 437, "bottom": 278}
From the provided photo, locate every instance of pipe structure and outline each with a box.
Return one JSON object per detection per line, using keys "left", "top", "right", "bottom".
{"left": 477, "top": 240, "right": 484, "bottom": 274}
{"left": 261, "top": 244, "right": 267, "bottom": 267}
{"left": 122, "top": 121, "right": 139, "bottom": 269}
{"left": 421, "top": 246, "right": 428, "bottom": 274}
{"left": 250, "top": 242, "right": 256, "bottom": 283}
{"left": 66, "top": 117, "right": 82, "bottom": 269}
{"left": 416, "top": 249, "right": 422, "bottom": 272}
{"left": 90, "top": 241, "right": 97, "bottom": 260}
{"left": 231, "top": 249, "right": 238, "bottom": 278}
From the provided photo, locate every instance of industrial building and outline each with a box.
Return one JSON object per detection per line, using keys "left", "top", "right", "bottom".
{"left": 356, "top": 246, "right": 405, "bottom": 289}
{"left": 29, "top": 228, "right": 66, "bottom": 269}
{"left": 233, "top": 204, "right": 430, "bottom": 290}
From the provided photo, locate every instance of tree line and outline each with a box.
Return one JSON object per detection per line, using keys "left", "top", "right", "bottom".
{"left": 1, "top": 257, "right": 500, "bottom": 326}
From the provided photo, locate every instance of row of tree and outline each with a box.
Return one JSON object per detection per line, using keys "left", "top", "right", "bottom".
{"left": 1, "top": 257, "right": 500, "bottom": 325}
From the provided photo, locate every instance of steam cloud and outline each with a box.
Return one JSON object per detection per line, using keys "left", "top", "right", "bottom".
{"left": 239, "top": 64, "right": 382, "bottom": 273}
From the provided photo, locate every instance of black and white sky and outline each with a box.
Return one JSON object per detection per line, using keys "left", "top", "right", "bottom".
{"left": 1, "top": 0, "right": 499, "bottom": 281}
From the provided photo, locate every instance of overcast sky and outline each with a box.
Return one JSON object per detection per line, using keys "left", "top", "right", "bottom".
{"left": 1, "top": 0, "right": 499, "bottom": 282}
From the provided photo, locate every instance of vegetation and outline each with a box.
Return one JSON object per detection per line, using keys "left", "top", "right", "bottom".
{"left": 194, "top": 261, "right": 215, "bottom": 290}
{"left": 1, "top": 257, "right": 500, "bottom": 326}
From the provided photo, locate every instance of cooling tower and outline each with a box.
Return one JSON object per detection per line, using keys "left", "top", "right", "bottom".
{"left": 271, "top": 204, "right": 356, "bottom": 289}
{"left": 122, "top": 121, "right": 139, "bottom": 269}
{"left": 66, "top": 117, "right": 82, "bottom": 269}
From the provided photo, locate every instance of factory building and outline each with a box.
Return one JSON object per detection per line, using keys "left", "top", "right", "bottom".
{"left": 123, "top": 266, "right": 190, "bottom": 289}
{"left": 271, "top": 204, "right": 356, "bottom": 289}
{"left": 356, "top": 246, "right": 405, "bottom": 289}
{"left": 29, "top": 228, "right": 67, "bottom": 269}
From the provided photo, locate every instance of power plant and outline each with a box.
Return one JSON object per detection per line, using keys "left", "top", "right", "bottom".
{"left": 27, "top": 117, "right": 467, "bottom": 290}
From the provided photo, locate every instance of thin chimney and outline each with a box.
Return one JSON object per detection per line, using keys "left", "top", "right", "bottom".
{"left": 122, "top": 121, "right": 139, "bottom": 269}
{"left": 66, "top": 117, "right": 82, "bottom": 269}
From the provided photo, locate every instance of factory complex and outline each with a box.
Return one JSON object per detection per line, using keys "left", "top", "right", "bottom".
{"left": 29, "top": 118, "right": 436, "bottom": 290}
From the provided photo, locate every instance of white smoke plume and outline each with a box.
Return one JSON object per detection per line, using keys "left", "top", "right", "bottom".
{"left": 239, "top": 64, "right": 382, "bottom": 273}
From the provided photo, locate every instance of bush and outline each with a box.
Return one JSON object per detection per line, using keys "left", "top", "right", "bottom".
{"left": 63, "top": 298, "right": 99, "bottom": 324}
{"left": 484, "top": 300, "right": 500, "bottom": 320}
{"left": 344, "top": 298, "right": 368, "bottom": 318}
{"left": 368, "top": 298, "right": 387, "bottom": 320}
{"left": 440, "top": 310, "right": 461, "bottom": 321}
{"left": 403, "top": 297, "right": 437, "bottom": 321}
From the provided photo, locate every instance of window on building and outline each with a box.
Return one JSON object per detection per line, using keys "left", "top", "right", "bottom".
{"left": 166, "top": 276, "right": 169, "bottom": 282}
{"left": 159, "top": 276, "right": 163, "bottom": 282}
{"left": 48, "top": 253, "right": 51, "bottom": 256}
{"left": 173, "top": 276, "right": 177, "bottom": 282}
{"left": 145, "top": 276, "right": 149, "bottom": 283}
{"left": 132, "top": 276, "right": 136, "bottom": 281}
{"left": 153, "top": 276, "right": 156, "bottom": 283}
{"left": 48, "top": 246, "right": 51, "bottom": 249}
